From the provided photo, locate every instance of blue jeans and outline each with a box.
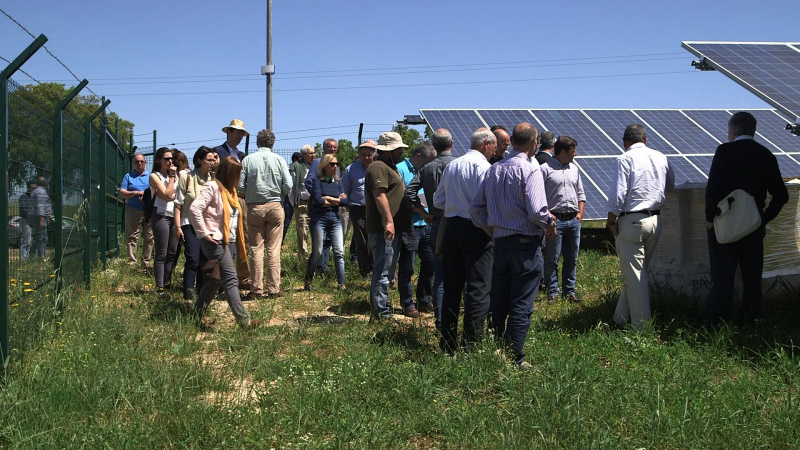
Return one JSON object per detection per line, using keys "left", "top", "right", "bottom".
{"left": 491, "top": 235, "right": 543, "bottom": 365}
{"left": 369, "top": 232, "right": 401, "bottom": 319}
{"left": 306, "top": 209, "right": 346, "bottom": 286}
{"left": 543, "top": 217, "right": 581, "bottom": 296}
{"left": 282, "top": 195, "right": 294, "bottom": 244}
{"left": 430, "top": 218, "right": 444, "bottom": 328}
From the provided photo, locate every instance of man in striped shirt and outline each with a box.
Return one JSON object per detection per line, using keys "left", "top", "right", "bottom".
{"left": 471, "top": 122, "right": 556, "bottom": 370}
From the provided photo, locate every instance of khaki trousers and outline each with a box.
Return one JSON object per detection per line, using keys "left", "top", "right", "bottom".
{"left": 613, "top": 214, "right": 661, "bottom": 330}
{"left": 125, "top": 207, "right": 154, "bottom": 264}
{"left": 247, "top": 202, "right": 284, "bottom": 295}
{"left": 294, "top": 202, "right": 311, "bottom": 259}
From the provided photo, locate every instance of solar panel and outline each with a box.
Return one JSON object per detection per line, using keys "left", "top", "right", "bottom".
{"left": 419, "top": 110, "right": 485, "bottom": 155}
{"left": 477, "top": 110, "right": 534, "bottom": 133}
{"left": 682, "top": 41, "right": 800, "bottom": 121}
{"left": 530, "top": 110, "right": 621, "bottom": 157}
{"left": 634, "top": 110, "right": 721, "bottom": 154}
{"left": 419, "top": 108, "right": 800, "bottom": 219}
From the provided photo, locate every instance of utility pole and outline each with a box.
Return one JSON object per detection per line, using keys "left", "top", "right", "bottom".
{"left": 262, "top": 0, "right": 274, "bottom": 130}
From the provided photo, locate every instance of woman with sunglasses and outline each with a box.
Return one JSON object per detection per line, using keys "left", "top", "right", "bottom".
{"left": 304, "top": 153, "right": 348, "bottom": 292}
{"left": 175, "top": 146, "right": 216, "bottom": 305}
{"left": 149, "top": 147, "right": 179, "bottom": 295}
{"left": 189, "top": 156, "right": 262, "bottom": 330}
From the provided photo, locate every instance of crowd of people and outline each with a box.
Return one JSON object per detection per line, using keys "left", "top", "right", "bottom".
{"left": 119, "top": 112, "right": 788, "bottom": 368}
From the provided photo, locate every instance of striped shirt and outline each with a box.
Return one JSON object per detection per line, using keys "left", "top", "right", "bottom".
{"left": 433, "top": 150, "right": 491, "bottom": 220}
{"left": 541, "top": 157, "right": 585, "bottom": 213}
{"left": 470, "top": 151, "right": 553, "bottom": 238}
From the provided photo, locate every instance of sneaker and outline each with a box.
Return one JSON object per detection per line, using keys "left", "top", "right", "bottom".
{"left": 403, "top": 306, "right": 420, "bottom": 318}
{"left": 245, "top": 319, "right": 264, "bottom": 330}
{"left": 418, "top": 302, "right": 435, "bottom": 313}
{"left": 566, "top": 293, "right": 582, "bottom": 304}
{"left": 517, "top": 361, "right": 533, "bottom": 371}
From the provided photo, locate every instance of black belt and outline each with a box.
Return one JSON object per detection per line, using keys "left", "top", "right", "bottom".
{"left": 498, "top": 234, "right": 540, "bottom": 244}
{"left": 619, "top": 210, "right": 660, "bottom": 217}
{"left": 553, "top": 211, "right": 578, "bottom": 221}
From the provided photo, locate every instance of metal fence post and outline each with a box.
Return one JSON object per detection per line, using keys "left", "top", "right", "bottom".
{"left": 0, "top": 33, "right": 48, "bottom": 376}
{"left": 53, "top": 80, "right": 88, "bottom": 298}
{"left": 100, "top": 107, "right": 108, "bottom": 270}
{"left": 83, "top": 100, "right": 110, "bottom": 287}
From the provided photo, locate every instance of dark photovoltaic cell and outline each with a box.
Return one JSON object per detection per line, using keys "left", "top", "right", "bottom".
{"left": 530, "top": 110, "right": 621, "bottom": 156}
{"left": 635, "top": 110, "right": 722, "bottom": 154}
{"left": 477, "top": 110, "right": 534, "bottom": 133}
{"left": 750, "top": 110, "right": 800, "bottom": 153}
{"left": 683, "top": 42, "right": 800, "bottom": 120}
{"left": 583, "top": 110, "right": 675, "bottom": 154}
{"left": 667, "top": 155, "right": 707, "bottom": 185}
{"left": 420, "top": 108, "right": 800, "bottom": 219}
{"left": 419, "top": 110, "right": 485, "bottom": 156}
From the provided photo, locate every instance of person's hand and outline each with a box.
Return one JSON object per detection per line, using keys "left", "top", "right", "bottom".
{"left": 607, "top": 222, "right": 618, "bottom": 238}
{"left": 168, "top": 166, "right": 177, "bottom": 177}
{"left": 339, "top": 193, "right": 347, "bottom": 199}
{"left": 384, "top": 221, "right": 395, "bottom": 242}
{"left": 545, "top": 222, "right": 558, "bottom": 240}
{"left": 707, "top": 221, "right": 714, "bottom": 230}
{"left": 421, "top": 211, "right": 434, "bottom": 225}
{"left": 576, "top": 212, "right": 583, "bottom": 222}
{"left": 205, "top": 234, "right": 216, "bottom": 243}
{"left": 176, "top": 227, "right": 184, "bottom": 241}
{"left": 40, "top": 217, "right": 46, "bottom": 227}
{"left": 138, "top": 191, "right": 144, "bottom": 200}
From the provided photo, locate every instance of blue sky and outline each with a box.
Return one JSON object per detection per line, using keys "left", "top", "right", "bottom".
{"left": 2, "top": 0, "right": 796, "bottom": 156}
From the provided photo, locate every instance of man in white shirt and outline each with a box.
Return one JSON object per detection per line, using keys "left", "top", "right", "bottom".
{"left": 606, "top": 124, "right": 674, "bottom": 330}
{"left": 433, "top": 128, "right": 495, "bottom": 354}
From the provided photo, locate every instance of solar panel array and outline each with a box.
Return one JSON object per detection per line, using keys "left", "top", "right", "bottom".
{"left": 419, "top": 108, "right": 800, "bottom": 220}
{"left": 682, "top": 41, "right": 800, "bottom": 121}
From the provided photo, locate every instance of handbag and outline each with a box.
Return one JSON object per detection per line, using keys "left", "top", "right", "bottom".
{"left": 713, "top": 188, "right": 761, "bottom": 244}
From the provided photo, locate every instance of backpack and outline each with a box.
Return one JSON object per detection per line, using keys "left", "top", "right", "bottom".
{"left": 142, "top": 188, "right": 155, "bottom": 219}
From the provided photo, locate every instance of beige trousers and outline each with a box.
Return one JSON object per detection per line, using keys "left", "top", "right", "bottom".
{"left": 294, "top": 202, "right": 311, "bottom": 259}
{"left": 125, "top": 207, "right": 154, "bottom": 264}
{"left": 613, "top": 214, "right": 661, "bottom": 330}
{"left": 247, "top": 202, "right": 284, "bottom": 295}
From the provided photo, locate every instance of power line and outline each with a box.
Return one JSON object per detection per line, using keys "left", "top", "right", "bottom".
{"left": 0, "top": 7, "right": 101, "bottom": 98}
{"left": 0, "top": 54, "right": 42, "bottom": 83}
{"left": 164, "top": 124, "right": 390, "bottom": 147}
{"left": 106, "top": 70, "right": 693, "bottom": 97}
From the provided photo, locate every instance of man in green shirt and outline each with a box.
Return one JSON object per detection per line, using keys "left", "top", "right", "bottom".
{"left": 366, "top": 132, "right": 414, "bottom": 320}
{"left": 238, "top": 129, "right": 292, "bottom": 298}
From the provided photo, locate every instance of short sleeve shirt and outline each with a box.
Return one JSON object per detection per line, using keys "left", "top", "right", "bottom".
{"left": 365, "top": 160, "right": 411, "bottom": 234}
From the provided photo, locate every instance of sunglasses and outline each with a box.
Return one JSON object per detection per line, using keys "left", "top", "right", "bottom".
{"left": 329, "top": 162, "right": 339, "bottom": 167}
{"left": 163, "top": 157, "right": 173, "bottom": 161}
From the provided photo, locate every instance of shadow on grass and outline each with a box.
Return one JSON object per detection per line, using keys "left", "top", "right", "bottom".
{"left": 144, "top": 293, "right": 188, "bottom": 322}
{"left": 327, "top": 299, "right": 372, "bottom": 316}
{"left": 297, "top": 315, "right": 353, "bottom": 326}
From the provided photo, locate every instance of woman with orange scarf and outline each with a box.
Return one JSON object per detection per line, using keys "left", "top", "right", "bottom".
{"left": 188, "top": 156, "right": 262, "bottom": 330}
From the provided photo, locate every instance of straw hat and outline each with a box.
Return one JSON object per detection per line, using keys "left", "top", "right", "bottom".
{"left": 222, "top": 119, "right": 249, "bottom": 136}
{"left": 375, "top": 132, "right": 408, "bottom": 151}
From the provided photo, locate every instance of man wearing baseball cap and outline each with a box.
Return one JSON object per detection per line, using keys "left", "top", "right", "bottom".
{"left": 365, "top": 132, "right": 415, "bottom": 320}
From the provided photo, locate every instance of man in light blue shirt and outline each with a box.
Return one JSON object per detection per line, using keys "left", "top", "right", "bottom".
{"left": 239, "top": 129, "right": 291, "bottom": 298}
{"left": 341, "top": 140, "right": 377, "bottom": 277}
{"left": 396, "top": 142, "right": 437, "bottom": 315}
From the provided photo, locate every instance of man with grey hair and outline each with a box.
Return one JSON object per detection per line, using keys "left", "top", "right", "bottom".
{"left": 535, "top": 131, "right": 555, "bottom": 165}
{"left": 433, "top": 128, "right": 496, "bottom": 353}
{"left": 397, "top": 142, "right": 437, "bottom": 315}
{"left": 120, "top": 152, "right": 154, "bottom": 266}
{"left": 406, "top": 128, "right": 456, "bottom": 329}
{"left": 607, "top": 124, "right": 674, "bottom": 330}
{"left": 239, "top": 129, "right": 292, "bottom": 299}
{"left": 290, "top": 144, "right": 315, "bottom": 258}
{"left": 705, "top": 111, "right": 788, "bottom": 328}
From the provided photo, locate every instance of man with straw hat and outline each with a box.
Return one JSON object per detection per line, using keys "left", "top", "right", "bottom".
{"left": 214, "top": 119, "right": 249, "bottom": 161}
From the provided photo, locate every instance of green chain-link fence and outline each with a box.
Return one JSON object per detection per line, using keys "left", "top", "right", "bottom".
{"left": 2, "top": 35, "right": 130, "bottom": 375}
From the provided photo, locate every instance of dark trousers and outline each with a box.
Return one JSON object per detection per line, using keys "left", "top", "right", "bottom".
{"left": 415, "top": 225, "right": 434, "bottom": 306}
{"left": 349, "top": 205, "right": 372, "bottom": 276}
{"left": 706, "top": 228, "right": 764, "bottom": 327}
{"left": 151, "top": 212, "right": 178, "bottom": 289}
{"left": 282, "top": 195, "right": 294, "bottom": 244}
{"left": 181, "top": 224, "right": 206, "bottom": 300}
{"left": 440, "top": 216, "right": 493, "bottom": 353}
{"left": 491, "top": 235, "right": 543, "bottom": 365}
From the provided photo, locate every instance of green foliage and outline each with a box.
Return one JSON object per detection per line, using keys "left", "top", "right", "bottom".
{"left": 315, "top": 139, "right": 357, "bottom": 169}
{"left": 395, "top": 124, "right": 423, "bottom": 158}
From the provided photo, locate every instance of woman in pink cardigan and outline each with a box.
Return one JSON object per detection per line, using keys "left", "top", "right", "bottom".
{"left": 189, "top": 156, "right": 262, "bottom": 330}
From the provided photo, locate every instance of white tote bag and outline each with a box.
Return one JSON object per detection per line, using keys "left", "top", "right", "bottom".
{"left": 713, "top": 189, "right": 761, "bottom": 244}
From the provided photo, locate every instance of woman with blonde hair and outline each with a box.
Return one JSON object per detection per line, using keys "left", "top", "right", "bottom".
{"left": 304, "top": 153, "right": 348, "bottom": 291}
{"left": 189, "top": 156, "right": 262, "bottom": 330}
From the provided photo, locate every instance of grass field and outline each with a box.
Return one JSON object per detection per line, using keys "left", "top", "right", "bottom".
{"left": 2, "top": 228, "right": 800, "bottom": 449}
